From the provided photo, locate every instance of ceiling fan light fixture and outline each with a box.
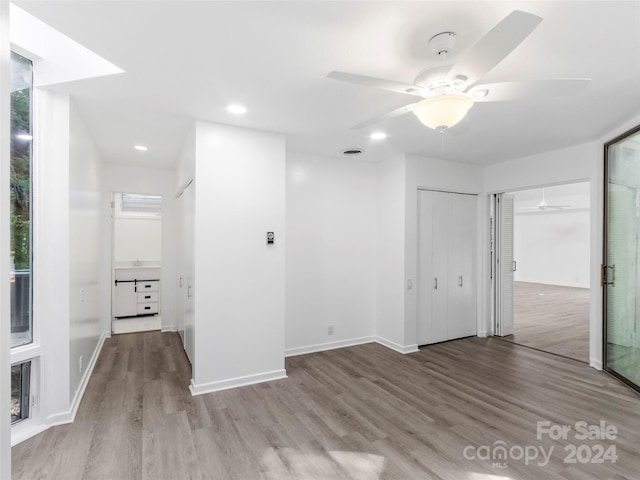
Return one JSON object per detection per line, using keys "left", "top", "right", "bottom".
{"left": 412, "top": 93, "right": 474, "bottom": 129}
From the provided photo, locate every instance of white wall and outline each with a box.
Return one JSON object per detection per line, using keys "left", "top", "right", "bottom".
{"left": 285, "top": 153, "right": 377, "bottom": 355}
{"left": 404, "top": 155, "right": 485, "bottom": 345}
{"left": 34, "top": 89, "right": 71, "bottom": 423}
{"left": 376, "top": 155, "right": 406, "bottom": 350}
{"left": 112, "top": 194, "right": 162, "bottom": 264}
{"left": 514, "top": 185, "right": 590, "bottom": 288}
{"left": 102, "top": 165, "right": 177, "bottom": 331}
{"left": 68, "top": 100, "right": 106, "bottom": 407}
{"left": 514, "top": 210, "right": 590, "bottom": 288}
{"left": 190, "top": 121, "right": 286, "bottom": 394}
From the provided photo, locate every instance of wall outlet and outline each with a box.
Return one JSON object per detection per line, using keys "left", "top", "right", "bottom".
{"left": 80, "top": 288, "right": 85, "bottom": 304}
{"left": 78, "top": 355, "right": 84, "bottom": 374}
{"left": 328, "top": 325, "right": 334, "bottom": 335}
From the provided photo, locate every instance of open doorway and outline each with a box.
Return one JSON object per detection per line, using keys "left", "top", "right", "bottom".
{"left": 111, "top": 192, "right": 162, "bottom": 334}
{"left": 495, "top": 182, "right": 590, "bottom": 363}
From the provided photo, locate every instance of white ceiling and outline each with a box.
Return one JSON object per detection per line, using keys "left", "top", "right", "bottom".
{"left": 14, "top": 1, "right": 640, "bottom": 169}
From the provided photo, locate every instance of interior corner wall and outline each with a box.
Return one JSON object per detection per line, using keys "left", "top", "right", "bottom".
{"left": 68, "top": 100, "right": 105, "bottom": 405}
{"left": 285, "top": 152, "right": 377, "bottom": 356}
{"left": 404, "top": 155, "right": 485, "bottom": 346}
{"left": 191, "top": 121, "right": 286, "bottom": 394}
{"left": 376, "top": 155, "right": 407, "bottom": 350}
{"left": 102, "top": 164, "right": 178, "bottom": 331}
{"left": 34, "top": 89, "right": 71, "bottom": 422}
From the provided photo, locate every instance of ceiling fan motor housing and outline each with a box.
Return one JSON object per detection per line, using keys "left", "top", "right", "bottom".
{"left": 429, "top": 32, "right": 456, "bottom": 56}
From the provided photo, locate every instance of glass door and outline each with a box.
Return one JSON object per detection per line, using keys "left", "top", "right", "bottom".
{"left": 604, "top": 124, "right": 640, "bottom": 391}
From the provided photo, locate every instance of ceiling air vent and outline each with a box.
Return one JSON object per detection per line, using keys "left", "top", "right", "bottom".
{"left": 342, "top": 148, "right": 363, "bottom": 156}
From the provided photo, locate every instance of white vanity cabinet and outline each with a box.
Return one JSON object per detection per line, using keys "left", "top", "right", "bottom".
{"left": 112, "top": 268, "right": 160, "bottom": 318}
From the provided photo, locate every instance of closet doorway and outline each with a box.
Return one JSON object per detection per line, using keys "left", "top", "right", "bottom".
{"left": 111, "top": 192, "right": 162, "bottom": 334}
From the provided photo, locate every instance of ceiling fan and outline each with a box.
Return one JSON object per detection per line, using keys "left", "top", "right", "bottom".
{"left": 523, "top": 188, "right": 571, "bottom": 211}
{"left": 328, "top": 10, "right": 590, "bottom": 131}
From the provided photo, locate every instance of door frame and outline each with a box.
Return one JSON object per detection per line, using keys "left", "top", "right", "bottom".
{"left": 602, "top": 123, "right": 640, "bottom": 393}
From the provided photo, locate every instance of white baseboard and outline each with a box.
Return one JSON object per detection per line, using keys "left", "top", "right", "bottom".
{"left": 10, "top": 420, "right": 49, "bottom": 447}
{"left": 375, "top": 336, "right": 419, "bottom": 354}
{"left": 68, "top": 332, "right": 108, "bottom": 422}
{"left": 13, "top": 331, "right": 108, "bottom": 446}
{"left": 285, "top": 336, "right": 375, "bottom": 357}
{"left": 590, "top": 358, "right": 603, "bottom": 370}
{"left": 189, "top": 369, "right": 287, "bottom": 396}
{"left": 161, "top": 325, "right": 176, "bottom": 332}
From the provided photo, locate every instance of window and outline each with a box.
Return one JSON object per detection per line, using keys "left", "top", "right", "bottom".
{"left": 10, "top": 51, "right": 33, "bottom": 348}
{"left": 120, "top": 193, "right": 162, "bottom": 215}
{"left": 11, "top": 362, "right": 31, "bottom": 424}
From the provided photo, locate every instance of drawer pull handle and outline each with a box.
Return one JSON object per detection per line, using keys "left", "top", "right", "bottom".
{"left": 145, "top": 284, "right": 151, "bottom": 288}
{"left": 145, "top": 295, "right": 151, "bottom": 299}
{"left": 144, "top": 306, "right": 151, "bottom": 310}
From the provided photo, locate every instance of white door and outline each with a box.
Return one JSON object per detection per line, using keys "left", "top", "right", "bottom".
{"left": 431, "top": 191, "right": 449, "bottom": 343}
{"left": 496, "top": 193, "right": 515, "bottom": 336}
{"left": 447, "top": 193, "right": 466, "bottom": 338}
{"left": 461, "top": 193, "right": 477, "bottom": 337}
{"left": 183, "top": 180, "right": 195, "bottom": 363}
{"left": 448, "top": 193, "right": 477, "bottom": 339}
{"left": 418, "top": 190, "right": 477, "bottom": 345}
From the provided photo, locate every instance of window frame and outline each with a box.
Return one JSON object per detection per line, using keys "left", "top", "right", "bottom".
{"left": 9, "top": 49, "right": 39, "bottom": 434}
{"left": 10, "top": 361, "right": 30, "bottom": 425}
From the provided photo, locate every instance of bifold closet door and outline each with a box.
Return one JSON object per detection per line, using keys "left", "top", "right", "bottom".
{"left": 431, "top": 191, "right": 450, "bottom": 343}
{"left": 417, "top": 190, "right": 449, "bottom": 345}
{"left": 447, "top": 193, "right": 477, "bottom": 339}
{"left": 418, "top": 190, "right": 477, "bottom": 346}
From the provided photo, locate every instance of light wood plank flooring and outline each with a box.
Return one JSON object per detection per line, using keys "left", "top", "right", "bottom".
{"left": 12, "top": 331, "right": 640, "bottom": 480}
{"left": 501, "top": 281, "right": 590, "bottom": 363}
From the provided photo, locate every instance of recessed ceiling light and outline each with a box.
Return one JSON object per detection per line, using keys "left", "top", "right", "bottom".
{"left": 134, "top": 145, "right": 148, "bottom": 151}
{"left": 15, "top": 133, "right": 32, "bottom": 141}
{"left": 370, "top": 132, "right": 387, "bottom": 140}
{"left": 227, "top": 104, "right": 247, "bottom": 114}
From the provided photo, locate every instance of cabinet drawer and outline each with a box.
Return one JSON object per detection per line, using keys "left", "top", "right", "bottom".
{"left": 137, "top": 292, "right": 158, "bottom": 303}
{"left": 137, "top": 302, "right": 158, "bottom": 315}
{"left": 137, "top": 281, "right": 159, "bottom": 292}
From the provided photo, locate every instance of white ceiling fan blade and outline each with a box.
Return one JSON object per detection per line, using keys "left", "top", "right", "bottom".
{"left": 350, "top": 103, "right": 417, "bottom": 130}
{"left": 446, "top": 10, "right": 542, "bottom": 88}
{"left": 327, "top": 71, "right": 428, "bottom": 97}
{"left": 469, "top": 79, "right": 591, "bottom": 102}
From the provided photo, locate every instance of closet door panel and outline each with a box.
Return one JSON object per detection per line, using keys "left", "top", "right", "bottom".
{"left": 446, "top": 193, "right": 465, "bottom": 339}
{"left": 431, "top": 191, "right": 449, "bottom": 343}
{"left": 417, "top": 190, "right": 434, "bottom": 345}
{"left": 460, "top": 193, "right": 477, "bottom": 338}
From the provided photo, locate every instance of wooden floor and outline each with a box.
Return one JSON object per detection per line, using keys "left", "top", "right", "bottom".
{"left": 12, "top": 331, "right": 640, "bottom": 480}
{"left": 501, "top": 282, "right": 590, "bottom": 363}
